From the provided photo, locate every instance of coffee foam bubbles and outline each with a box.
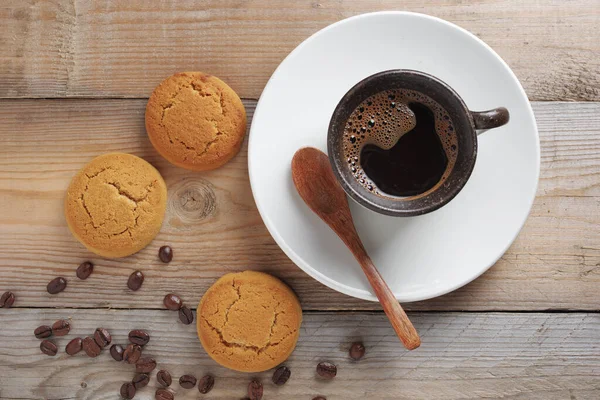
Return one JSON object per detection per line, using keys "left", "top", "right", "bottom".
{"left": 342, "top": 89, "right": 458, "bottom": 198}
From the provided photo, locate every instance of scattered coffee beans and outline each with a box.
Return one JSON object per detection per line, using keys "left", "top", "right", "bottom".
{"left": 66, "top": 337, "right": 83, "bottom": 355}
{"left": 158, "top": 245, "right": 173, "bottom": 263}
{"left": 127, "top": 271, "right": 144, "bottom": 291}
{"left": 163, "top": 293, "right": 182, "bottom": 310}
{"left": 52, "top": 319, "right": 71, "bottom": 336}
{"left": 316, "top": 362, "right": 337, "bottom": 379}
{"left": 272, "top": 366, "right": 291, "bottom": 385}
{"left": 198, "top": 374, "right": 215, "bottom": 394}
{"left": 156, "top": 370, "right": 172, "bottom": 387}
{"left": 82, "top": 336, "right": 101, "bottom": 357}
{"left": 128, "top": 329, "right": 150, "bottom": 346}
{"left": 123, "top": 344, "right": 142, "bottom": 364}
{"left": 248, "top": 379, "right": 263, "bottom": 400}
{"left": 34, "top": 325, "right": 52, "bottom": 339}
{"left": 0, "top": 291, "right": 15, "bottom": 308}
{"left": 110, "top": 344, "right": 124, "bottom": 361}
{"left": 94, "top": 327, "right": 111, "bottom": 348}
{"left": 135, "top": 357, "right": 157, "bottom": 374}
{"left": 179, "top": 374, "right": 197, "bottom": 389}
{"left": 132, "top": 373, "right": 150, "bottom": 389}
{"left": 120, "top": 382, "right": 136, "bottom": 400}
{"left": 178, "top": 306, "right": 193, "bottom": 325}
{"left": 155, "top": 388, "right": 174, "bottom": 400}
{"left": 76, "top": 261, "right": 94, "bottom": 280}
{"left": 40, "top": 339, "right": 58, "bottom": 356}
{"left": 47, "top": 277, "right": 67, "bottom": 294}
{"left": 349, "top": 342, "right": 365, "bottom": 360}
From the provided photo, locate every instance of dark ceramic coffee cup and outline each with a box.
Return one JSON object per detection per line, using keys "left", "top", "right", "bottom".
{"left": 328, "top": 69, "right": 509, "bottom": 216}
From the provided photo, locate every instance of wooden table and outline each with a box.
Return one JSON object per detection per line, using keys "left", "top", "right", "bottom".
{"left": 1, "top": 1, "right": 599, "bottom": 399}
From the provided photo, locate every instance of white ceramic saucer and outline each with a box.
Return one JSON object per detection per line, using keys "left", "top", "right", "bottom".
{"left": 249, "top": 12, "right": 539, "bottom": 302}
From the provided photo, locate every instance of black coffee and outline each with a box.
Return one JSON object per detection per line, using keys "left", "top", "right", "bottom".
{"left": 343, "top": 89, "right": 457, "bottom": 198}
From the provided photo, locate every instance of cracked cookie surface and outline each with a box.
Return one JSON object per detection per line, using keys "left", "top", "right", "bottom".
{"left": 65, "top": 153, "right": 167, "bottom": 258}
{"left": 197, "top": 271, "right": 302, "bottom": 372}
{"left": 145, "top": 72, "right": 247, "bottom": 171}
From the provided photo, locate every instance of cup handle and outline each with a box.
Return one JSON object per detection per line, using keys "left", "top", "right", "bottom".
{"left": 471, "top": 107, "right": 509, "bottom": 134}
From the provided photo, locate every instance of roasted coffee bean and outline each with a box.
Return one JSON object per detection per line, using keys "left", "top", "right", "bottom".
{"left": 66, "top": 337, "right": 83, "bottom": 355}
{"left": 76, "top": 261, "right": 94, "bottom": 280}
{"left": 34, "top": 325, "right": 53, "bottom": 339}
{"left": 123, "top": 343, "right": 142, "bottom": 364}
{"left": 135, "top": 357, "right": 156, "bottom": 373}
{"left": 158, "top": 245, "right": 173, "bottom": 263}
{"left": 82, "top": 336, "right": 102, "bottom": 357}
{"left": 179, "top": 374, "right": 197, "bottom": 389}
{"left": 178, "top": 306, "right": 194, "bottom": 325}
{"left": 163, "top": 293, "right": 182, "bottom": 310}
{"left": 94, "top": 327, "right": 111, "bottom": 348}
{"left": 0, "top": 291, "right": 15, "bottom": 308}
{"left": 316, "top": 362, "right": 337, "bottom": 379}
{"left": 155, "top": 388, "right": 174, "bottom": 400}
{"left": 128, "top": 329, "right": 150, "bottom": 346}
{"left": 127, "top": 271, "right": 144, "bottom": 291}
{"left": 198, "top": 374, "right": 214, "bottom": 394}
{"left": 272, "top": 366, "right": 291, "bottom": 385}
{"left": 132, "top": 373, "right": 150, "bottom": 389}
{"left": 110, "top": 344, "right": 124, "bottom": 361}
{"left": 52, "top": 319, "right": 71, "bottom": 336}
{"left": 248, "top": 379, "right": 263, "bottom": 400}
{"left": 349, "top": 342, "right": 365, "bottom": 360}
{"left": 47, "top": 277, "right": 67, "bottom": 294}
{"left": 120, "top": 382, "right": 136, "bottom": 399}
{"left": 156, "top": 370, "right": 172, "bottom": 387}
{"left": 40, "top": 339, "right": 58, "bottom": 356}
{"left": 313, "top": 397, "right": 327, "bottom": 400}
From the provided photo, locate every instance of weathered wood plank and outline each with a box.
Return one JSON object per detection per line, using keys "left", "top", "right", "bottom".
{"left": 0, "top": 100, "right": 599, "bottom": 311}
{"left": 1, "top": 0, "right": 598, "bottom": 100}
{"left": 0, "top": 309, "right": 598, "bottom": 400}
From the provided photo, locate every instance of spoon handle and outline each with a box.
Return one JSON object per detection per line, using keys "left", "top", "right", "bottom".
{"left": 351, "top": 242, "right": 421, "bottom": 350}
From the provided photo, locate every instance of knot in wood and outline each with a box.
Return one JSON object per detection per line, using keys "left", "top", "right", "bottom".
{"left": 169, "top": 179, "right": 216, "bottom": 226}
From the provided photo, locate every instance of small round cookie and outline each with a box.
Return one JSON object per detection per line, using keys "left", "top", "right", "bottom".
{"left": 65, "top": 153, "right": 167, "bottom": 258}
{"left": 145, "top": 72, "right": 247, "bottom": 171}
{"left": 197, "top": 271, "right": 302, "bottom": 372}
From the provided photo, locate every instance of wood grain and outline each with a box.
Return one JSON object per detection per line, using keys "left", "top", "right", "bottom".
{"left": 0, "top": 309, "right": 598, "bottom": 400}
{"left": 0, "top": 100, "right": 599, "bottom": 312}
{"left": 1, "top": 0, "right": 599, "bottom": 101}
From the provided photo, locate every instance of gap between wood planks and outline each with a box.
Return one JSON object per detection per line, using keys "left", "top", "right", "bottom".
{"left": 6, "top": 306, "right": 600, "bottom": 313}
{"left": 5, "top": 98, "right": 599, "bottom": 103}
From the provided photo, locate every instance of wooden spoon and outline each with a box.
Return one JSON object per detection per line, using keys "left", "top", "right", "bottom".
{"left": 292, "top": 147, "right": 421, "bottom": 350}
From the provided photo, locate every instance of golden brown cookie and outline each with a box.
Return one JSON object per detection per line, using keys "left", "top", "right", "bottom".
{"left": 197, "top": 271, "right": 302, "bottom": 372}
{"left": 145, "top": 72, "right": 247, "bottom": 171}
{"left": 65, "top": 153, "right": 167, "bottom": 258}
